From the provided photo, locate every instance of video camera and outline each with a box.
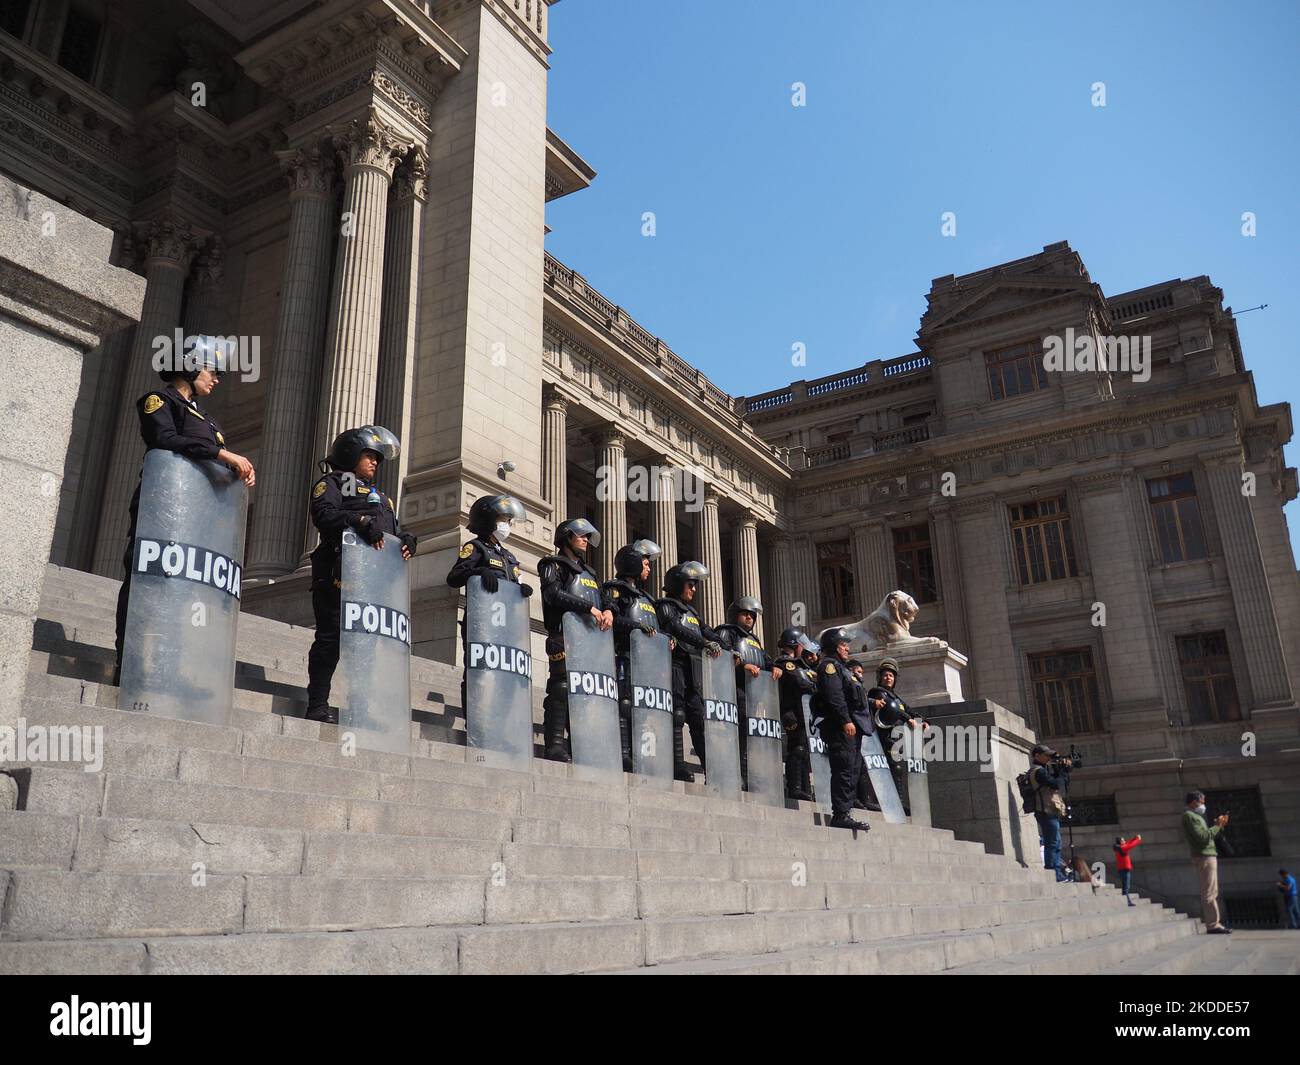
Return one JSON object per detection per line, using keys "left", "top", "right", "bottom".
{"left": 1052, "top": 745, "right": 1084, "bottom": 770}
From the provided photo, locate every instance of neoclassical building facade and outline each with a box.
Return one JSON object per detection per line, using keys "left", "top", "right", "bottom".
{"left": 3, "top": 0, "right": 1296, "bottom": 919}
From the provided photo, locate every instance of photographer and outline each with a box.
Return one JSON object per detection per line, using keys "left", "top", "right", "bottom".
{"left": 1028, "top": 744, "right": 1074, "bottom": 882}
{"left": 1113, "top": 834, "right": 1142, "bottom": 906}
{"left": 1182, "top": 791, "right": 1231, "bottom": 934}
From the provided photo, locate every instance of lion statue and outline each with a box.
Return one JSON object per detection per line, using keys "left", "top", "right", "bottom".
{"left": 836, "top": 590, "right": 923, "bottom": 652}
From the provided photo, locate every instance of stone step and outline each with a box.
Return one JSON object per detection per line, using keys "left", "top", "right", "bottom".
{"left": 939, "top": 916, "right": 1198, "bottom": 975}
{"left": 1134, "top": 933, "right": 1233, "bottom": 974}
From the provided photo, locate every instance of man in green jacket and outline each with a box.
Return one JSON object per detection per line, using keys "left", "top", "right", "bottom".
{"left": 1182, "top": 790, "right": 1232, "bottom": 935}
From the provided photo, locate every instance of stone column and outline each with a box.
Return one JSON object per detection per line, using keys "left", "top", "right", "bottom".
{"left": 374, "top": 148, "right": 427, "bottom": 504}
{"left": 182, "top": 238, "right": 225, "bottom": 338}
{"left": 952, "top": 496, "right": 1017, "bottom": 709}
{"left": 650, "top": 459, "right": 678, "bottom": 594}
{"left": 930, "top": 502, "right": 971, "bottom": 654}
{"left": 244, "top": 147, "right": 337, "bottom": 578}
{"left": 1076, "top": 470, "right": 1173, "bottom": 757}
{"left": 1202, "top": 449, "right": 1295, "bottom": 711}
{"left": 592, "top": 427, "right": 627, "bottom": 581}
{"left": 697, "top": 488, "right": 725, "bottom": 626}
{"left": 0, "top": 182, "right": 145, "bottom": 725}
{"left": 795, "top": 534, "right": 821, "bottom": 632}
{"left": 851, "top": 518, "right": 893, "bottom": 616}
{"left": 769, "top": 537, "right": 794, "bottom": 636}
{"left": 314, "top": 108, "right": 410, "bottom": 460}
{"left": 733, "top": 510, "right": 763, "bottom": 642}
{"left": 92, "top": 218, "right": 199, "bottom": 576}
{"left": 541, "top": 386, "right": 569, "bottom": 521}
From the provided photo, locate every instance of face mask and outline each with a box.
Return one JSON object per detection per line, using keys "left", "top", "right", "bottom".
{"left": 1195, "top": 805, "right": 1207, "bottom": 816}
{"left": 494, "top": 522, "right": 511, "bottom": 542}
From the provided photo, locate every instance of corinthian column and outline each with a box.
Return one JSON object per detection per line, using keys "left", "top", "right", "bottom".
{"left": 697, "top": 488, "right": 724, "bottom": 626}
{"left": 93, "top": 218, "right": 199, "bottom": 575}
{"left": 650, "top": 459, "right": 679, "bottom": 595}
{"left": 592, "top": 427, "right": 627, "bottom": 581}
{"left": 375, "top": 147, "right": 427, "bottom": 504}
{"left": 314, "top": 108, "right": 411, "bottom": 460}
{"left": 541, "top": 386, "right": 569, "bottom": 520}
{"left": 733, "top": 511, "right": 763, "bottom": 641}
{"left": 244, "top": 147, "right": 337, "bottom": 578}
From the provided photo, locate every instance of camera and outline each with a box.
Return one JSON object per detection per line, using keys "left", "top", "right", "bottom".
{"left": 1052, "top": 745, "right": 1084, "bottom": 769}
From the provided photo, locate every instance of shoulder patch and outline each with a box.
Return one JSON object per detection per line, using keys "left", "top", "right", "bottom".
{"left": 611, "top": 589, "right": 620, "bottom": 598}
{"left": 312, "top": 481, "right": 327, "bottom": 499}
{"left": 825, "top": 663, "right": 837, "bottom": 674}
{"left": 386, "top": 496, "right": 394, "bottom": 509}
{"left": 783, "top": 662, "right": 794, "bottom": 671}
{"left": 143, "top": 394, "right": 163, "bottom": 415}
{"left": 216, "top": 431, "right": 225, "bottom": 445}
{"left": 513, "top": 566, "right": 521, "bottom": 577}
{"left": 458, "top": 543, "right": 474, "bottom": 559}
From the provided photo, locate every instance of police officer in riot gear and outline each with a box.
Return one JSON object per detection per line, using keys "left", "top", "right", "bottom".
{"left": 306, "top": 426, "right": 416, "bottom": 723}
{"left": 847, "top": 661, "right": 882, "bottom": 812}
{"left": 866, "top": 656, "right": 929, "bottom": 816}
{"left": 601, "top": 539, "right": 663, "bottom": 772}
{"left": 113, "top": 342, "right": 255, "bottom": 683}
{"left": 656, "top": 561, "right": 724, "bottom": 782}
{"left": 813, "top": 626, "right": 870, "bottom": 831}
{"left": 539, "top": 519, "right": 612, "bottom": 762}
{"left": 446, "top": 494, "right": 532, "bottom": 712}
{"left": 715, "top": 597, "right": 782, "bottom": 789}
{"left": 775, "top": 627, "right": 818, "bottom": 801}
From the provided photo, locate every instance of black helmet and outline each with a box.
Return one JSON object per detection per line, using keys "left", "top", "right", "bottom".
{"left": 664, "top": 561, "right": 708, "bottom": 598}
{"left": 468, "top": 494, "right": 526, "bottom": 537}
{"left": 158, "top": 334, "right": 232, "bottom": 383}
{"left": 876, "top": 657, "right": 901, "bottom": 684}
{"left": 555, "top": 518, "right": 601, "bottom": 551}
{"left": 325, "top": 425, "right": 401, "bottom": 472}
{"left": 727, "top": 597, "right": 763, "bottom": 625}
{"left": 614, "top": 539, "right": 661, "bottom": 579}
{"left": 779, "top": 627, "right": 820, "bottom": 657}
{"left": 819, "top": 627, "right": 853, "bottom": 652}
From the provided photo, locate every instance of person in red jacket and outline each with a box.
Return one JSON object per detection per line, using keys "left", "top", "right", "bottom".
{"left": 1113, "top": 835, "right": 1143, "bottom": 906}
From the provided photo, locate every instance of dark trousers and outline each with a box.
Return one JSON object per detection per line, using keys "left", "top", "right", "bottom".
{"left": 307, "top": 579, "right": 341, "bottom": 709}
{"left": 827, "top": 729, "right": 862, "bottom": 819}
{"left": 542, "top": 636, "right": 570, "bottom": 750}
{"left": 114, "top": 540, "right": 132, "bottom": 672}
{"left": 672, "top": 655, "right": 706, "bottom": 770}
{"left": 784, "top": 727, "right": 811, "bottom": 797}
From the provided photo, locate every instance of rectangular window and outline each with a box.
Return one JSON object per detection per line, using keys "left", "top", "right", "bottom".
{"left": 57, "top": 4, "right": 103, "bottom": 83}
{"left": 1148, "top": 473, "right": 1208, "bottom": 563}
{"left": 1203, "top": 788, "right": 1270, "bottom": 859}
{"left": 986, "top": 341, "right": 1049, "bottom": 400}
{"left": 1029, "top": 648, "right": 1104, "bottom": 736}
{"left": 893, "top": 524, "right": 936, "bottom": 604}
{"left": 817, "top": 540, "right": 855, "bottom": 619}
{"left": 1009, "top": 496, "right": 1078, "bottom": 585}
{"left": 1177, "top": 631, "right": 1240, "bottom": 724}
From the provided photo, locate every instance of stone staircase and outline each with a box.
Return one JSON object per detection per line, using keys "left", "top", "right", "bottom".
{"left": 0, "top": 565, "right": 1289, "bottom": 975}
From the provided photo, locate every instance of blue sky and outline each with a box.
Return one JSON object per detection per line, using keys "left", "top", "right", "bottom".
{"left": 543, "top": 0, "right": 1300, "bottom": 553}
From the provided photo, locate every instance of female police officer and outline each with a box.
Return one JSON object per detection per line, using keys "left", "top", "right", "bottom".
{"left": 305, "top": 426, "right": 415, "bottom": 723}
{"left": 113, "top": 340, "right": 255, "bottom": 683}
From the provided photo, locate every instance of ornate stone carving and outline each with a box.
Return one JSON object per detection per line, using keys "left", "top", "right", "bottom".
{"left": 843, "top": 591, "right": 925, "bottom": 652}
{"left": 331, "top": 109, "right": 408, "bottom": 176}
{"left": 139, "top": 217, "right": 200, "bottom": 270}
{"left": 277, "top": 147, "right": 336, "bottom": 197}
{"left": 393, "top": 146, "right": 428, "bottom": 202}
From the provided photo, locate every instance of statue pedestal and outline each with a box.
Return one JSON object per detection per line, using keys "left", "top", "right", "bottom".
{"left": 857, "top": 639, "right": 967, "bottom": 707}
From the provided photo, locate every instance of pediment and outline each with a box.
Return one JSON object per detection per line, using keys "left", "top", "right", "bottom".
{"left": 921, "top": 277, "right": 1093, "bottom": 335}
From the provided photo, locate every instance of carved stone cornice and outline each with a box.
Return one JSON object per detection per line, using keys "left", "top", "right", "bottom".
{"left": 330, "top": 107, "right": 409, "bottom": 176}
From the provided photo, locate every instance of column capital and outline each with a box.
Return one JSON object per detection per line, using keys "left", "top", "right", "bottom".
{"left": 702, "top": 488, "right": 721, "bottom": 508}
{"left": 392, "top": 146, "right": 429, "bottom": 203}
{"left": 1201, "top": 446, "right": 1246, "bottom": 471}
{"left": 136, "top": 217, "right": 201, "bottom": 272}
{"left": 733, "top": 509, "right": 759, "bottom": 530}
{"left": 331, "top": 107, "right": 410, "bottom": 177}
{"left": 1074, "top": 468, "right": 1128, "bottom": 496}
{"left": 277, "top": 146, "right": 336, "bottom": 199}
{"left": 543, "top": 384, "right": 572, "bottom": 414}
{"left": 589, "top": 424, "right": 627, "bottom": 451}
{"left": 191, "top": 237, "right": 224, "bottom": 289}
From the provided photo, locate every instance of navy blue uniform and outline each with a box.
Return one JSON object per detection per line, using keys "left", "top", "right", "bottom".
{"left": 656, "top": 596, "right": 723, "bottom": 771}
{"left": 777, "top": 654, "right": 816, "bottom": 798}
{"left": 114, "top": 387, "right": 228, "bottom": 668}
{"left": 813, "top": 656, "right": 864, "bottom": 820}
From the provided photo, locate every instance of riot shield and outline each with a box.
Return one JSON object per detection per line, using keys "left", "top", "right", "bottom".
{"left": 743, "top": 672, "right": 784, "bottom": 807}
{"left": 562, "top": 612, "right": 623, "bottom": 784}
{"left": 336, "top": 531, "right": 411, "bottom": 755}
{"left": 700, "top": 651, "right": 742, "bottom": 802}
{"left": 629, "top": 628, "right": 674, "bottom": 790}
{"left": 119, "top": 450, "right": 247, "bottom": 726}
{"left": 802, "top": 694, "right": 832, "bottom": 813}
{"left": 860, "top": 728, "right": 907, "bottom": 824}
{"left": 898, "top": 721, "right": 932, "bottom": 827}
{"left": 465, "top": 576, "right": 533, "bottom": 772}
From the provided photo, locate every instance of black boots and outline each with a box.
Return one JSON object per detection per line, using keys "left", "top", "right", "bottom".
{"left": 305, "top": 704, "right": 338, "bottom": 724}
{"left": 672, "top": 714, "right": 695, "bottom": 782}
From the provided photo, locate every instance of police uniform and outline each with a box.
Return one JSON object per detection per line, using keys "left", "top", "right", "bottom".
{"left": 813, "top": 653, "right": 867, "bottom": 823}
{"left": 601, "top": 575, "right": 659, "bottom": 770}
{"left": 655, "top": 595, "right": 723, "bottom": 774}
{"left": 715, "top": 622, "right": 774, "bottom": 789}
{"left": 866, "top": 675, "right": 920, "bottom": 813}
{"left": 539, "top": 551, "right": 604, "bottom": 758}
{"left": 776, "top": 653, "right": 817, "bottom": 799}
{"left": 306, "top": 470, "right": 414, "bottom": 715}
{"left": 114, "top": 386, "right": 228, "bottom": 669}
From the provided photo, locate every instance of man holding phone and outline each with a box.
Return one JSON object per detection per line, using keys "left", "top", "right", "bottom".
{"left": 1182, "top": 790, "right": 1231, "bottom": 935}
